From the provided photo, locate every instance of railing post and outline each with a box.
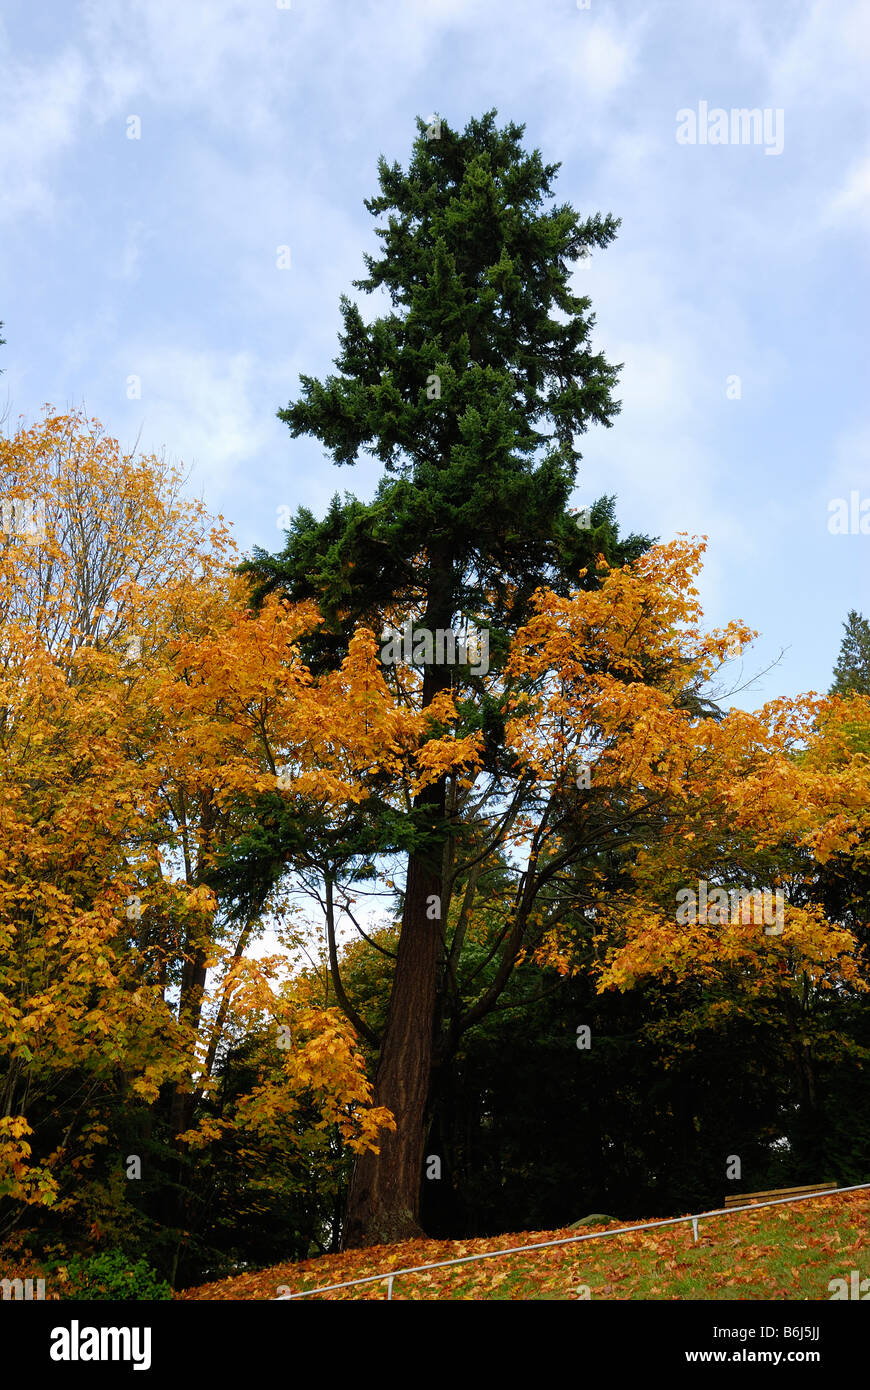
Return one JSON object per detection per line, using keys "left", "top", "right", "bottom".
{"left": 385, "top": 1275, "right": 394, "bottom": 1300}
{"left": 691, "top": 1218, "right": 699, "bottom": 1243}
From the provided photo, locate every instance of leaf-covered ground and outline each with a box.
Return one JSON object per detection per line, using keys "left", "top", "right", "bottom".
{"left": 179, "top": 1189, "right": 868, "bottom": 1301}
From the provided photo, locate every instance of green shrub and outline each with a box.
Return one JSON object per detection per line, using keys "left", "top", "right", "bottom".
{"left": 54, "top": 1250, "right": 173, "bottom": 1300}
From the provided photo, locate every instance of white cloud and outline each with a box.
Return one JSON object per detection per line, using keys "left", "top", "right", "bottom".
{"left": 116, "top": 348, "right": 276, "bottom": 499}
{"left": 559, "top": 21, "right": 638, "bottom": 99}
{"left": 824, "top": 152, "right": 870, "bottom": 231}
{"left": 769, "top": 0, "right": 870, "bottom": 103}
{"left": 108, "top": 221, "right": 150, "bottom": 282}
{"left": 0, "top": 48, "right": 88, "bottom": 222}
{"left": 823, "top": 422, "right": 870, "bottom": 497}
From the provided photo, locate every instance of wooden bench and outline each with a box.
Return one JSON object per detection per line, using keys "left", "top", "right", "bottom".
{"left": 723, "top": 1181, "right": 837, "bottom": 1209}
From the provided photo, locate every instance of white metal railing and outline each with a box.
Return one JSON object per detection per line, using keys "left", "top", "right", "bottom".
{"left": 276, "top": 1180, "right": 870, "bottom": 1300}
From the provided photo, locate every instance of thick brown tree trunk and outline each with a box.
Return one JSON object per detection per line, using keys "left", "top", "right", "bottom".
{"left": 342, "top": 556, "right": 453, "bottom": 1249}
{"left": 342, "top": 811, "right": 443, "bottom": 1247}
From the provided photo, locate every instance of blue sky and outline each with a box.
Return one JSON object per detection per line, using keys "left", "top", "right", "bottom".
{"left": 2, "top": 0, "right": 868, "bottom": 708}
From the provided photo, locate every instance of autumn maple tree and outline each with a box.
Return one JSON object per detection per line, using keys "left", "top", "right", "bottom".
{"left": 2, "top": 409, "right": 462, "bottom": 1270}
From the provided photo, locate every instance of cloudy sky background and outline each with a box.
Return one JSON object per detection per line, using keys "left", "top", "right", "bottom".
{"left": 2, "top": 0, "right": 869, "bottom": 709}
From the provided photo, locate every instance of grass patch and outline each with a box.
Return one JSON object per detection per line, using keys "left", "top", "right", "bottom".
{"left": 179, "top": 1188, "right": 868, "bottom": 1301}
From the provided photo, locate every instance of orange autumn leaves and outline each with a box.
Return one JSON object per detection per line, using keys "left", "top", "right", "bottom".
{"left": 176, "top": 1005, "right": 392, "bottom": 1158}
{"left": 502, "top": 538, "right": 868, "bottom": 998}
{"left": 0, "top": 410, "right": 480, "bottom": 1205}
{"left": 163, "top": 595, "right": 483, "bottom": 811}
{"left": 0, "top": 411, "right": 234, "bottom": 1205}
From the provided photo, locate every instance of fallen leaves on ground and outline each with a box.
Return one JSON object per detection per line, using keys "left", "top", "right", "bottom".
{"left": 177, "top": 1189, "right": 868, "bottom": 1302}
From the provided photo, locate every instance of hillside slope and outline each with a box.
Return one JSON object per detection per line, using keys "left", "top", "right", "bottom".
{"left": 179, "top": 1188, "right": 868, "bottom": 1301}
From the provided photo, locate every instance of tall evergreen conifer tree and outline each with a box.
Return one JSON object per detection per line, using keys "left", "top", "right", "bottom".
{"left": 243, "top": 112, "right": 648, "bottom": 1245}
